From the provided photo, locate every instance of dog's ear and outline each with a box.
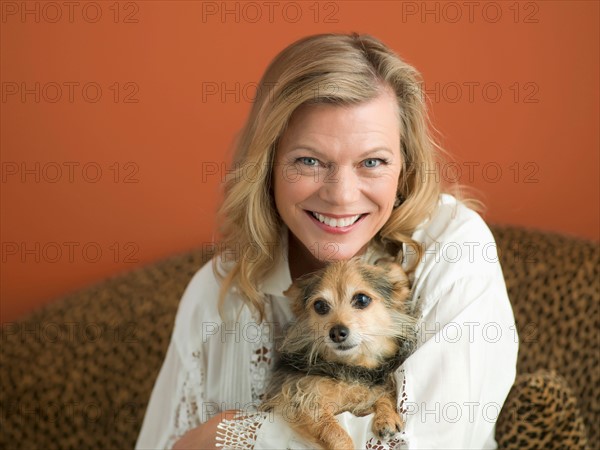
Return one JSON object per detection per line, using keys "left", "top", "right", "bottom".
{"left": 283, "top": 271, "right": 322, "bottom": 317}
{"left": 374, "top": 258, "right": 411, "bottom": 306}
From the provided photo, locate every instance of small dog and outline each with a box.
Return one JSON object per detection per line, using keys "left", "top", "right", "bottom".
{"left": 260, "top": 257, "right": 418, "bottom": 450}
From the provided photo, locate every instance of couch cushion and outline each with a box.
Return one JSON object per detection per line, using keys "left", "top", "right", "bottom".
{"left": 496, "top": 370, "right": 588, "bottom": 448}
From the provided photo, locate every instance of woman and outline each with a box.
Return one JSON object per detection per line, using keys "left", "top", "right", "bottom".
{"left": 136, "top": 33, "right": 518, "bottom": 449}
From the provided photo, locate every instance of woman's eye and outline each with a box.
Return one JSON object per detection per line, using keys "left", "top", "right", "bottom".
{"left": 313, "top": 300, "right": 330, "bottom": 315}
{"left": 363, "top": 158, "right": 386, "bottom": 168}
{"left": 352, "top": 293, "right": 372, "bottom": 309}
{"left": 297, "top": 157, "right": 319, "bottom": 166}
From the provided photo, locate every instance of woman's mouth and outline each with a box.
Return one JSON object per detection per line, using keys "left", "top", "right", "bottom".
{"left": 311, "top": 211, "right": 362, "bottom": 227}
{"left": 305, "top": 210, "right": 367, "bottom": 234}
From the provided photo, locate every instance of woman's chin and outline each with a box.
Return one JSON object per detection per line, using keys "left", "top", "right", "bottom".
{"left": 311, "top": 243, "right": 368, "bottom": 262}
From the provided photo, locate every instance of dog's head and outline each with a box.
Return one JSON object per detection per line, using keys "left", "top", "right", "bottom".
{"left": 282, "top": 257, "right": 417, "bottom": 369}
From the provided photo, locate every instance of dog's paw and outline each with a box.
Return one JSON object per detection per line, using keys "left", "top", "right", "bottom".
{"left": 372, "top": 411, "right": 404, "bottom": 441}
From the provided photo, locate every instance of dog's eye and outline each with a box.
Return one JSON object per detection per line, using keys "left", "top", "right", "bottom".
{"left": 352, "top": 293, "right": 372, "bottom": 309}
{"left": 313, "top": 300, "right": 330, "bottom": 315}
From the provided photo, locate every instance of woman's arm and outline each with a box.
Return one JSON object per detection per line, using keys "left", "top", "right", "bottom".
{"left": 136, "top": 334, "right": 240, "bottom": 450}
{"left": 135, "top": 335, "right": 206, "bottom": 450}
{"left": 400, "top": 273, "right": 519, "bottom": 448}
{"left": 136, "top": 266, "right": 218, "bottom": 450}
{"left": 136, "top": 257, "right": 265, "bottom": 450}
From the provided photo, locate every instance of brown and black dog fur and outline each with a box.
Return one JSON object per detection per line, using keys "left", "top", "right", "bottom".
{"left": 260, "top": 257, "right": 418, "bottom": 450}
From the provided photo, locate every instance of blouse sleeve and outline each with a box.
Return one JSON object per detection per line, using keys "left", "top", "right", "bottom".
{"left": 400, "top": 273, "right": 519, "bottom": 448}
{"left": 135, "top": 256, "right": 263, "bottom": 450}
{"left": 135, "top": 261, "right": 221, "bottom": 450}
{"left": 135, "top": 332, "right": 208, "bottom": 450}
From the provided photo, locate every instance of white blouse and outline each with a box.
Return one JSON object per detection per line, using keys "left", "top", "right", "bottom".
{"left": 135, "top": 194, "right": 519, "bottom": 449}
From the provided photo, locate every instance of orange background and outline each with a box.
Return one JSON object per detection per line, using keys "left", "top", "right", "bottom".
{"left": 1, "top": 1, "right": 598, "bottom": 323}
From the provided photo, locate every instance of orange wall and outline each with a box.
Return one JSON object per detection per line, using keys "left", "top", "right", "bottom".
{"left": 1, "top": 1, "right": 598, "bottom": 323}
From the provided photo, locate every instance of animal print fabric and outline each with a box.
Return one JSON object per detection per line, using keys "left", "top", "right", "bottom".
{"left": 496, "top": 370, "right": 588, "bottom": 449}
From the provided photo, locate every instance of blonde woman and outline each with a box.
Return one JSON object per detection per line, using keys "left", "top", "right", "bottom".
{"left": 136, "top": 33, "right": 518, "bottom": 449}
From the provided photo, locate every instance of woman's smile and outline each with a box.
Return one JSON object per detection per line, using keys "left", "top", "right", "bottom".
{"left": 305, "top": 210, "right": 368, "bottom": 234}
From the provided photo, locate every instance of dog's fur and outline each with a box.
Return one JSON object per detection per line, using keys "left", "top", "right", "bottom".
{"left": 260, "top": 257, "right": 418, "bottom": 450}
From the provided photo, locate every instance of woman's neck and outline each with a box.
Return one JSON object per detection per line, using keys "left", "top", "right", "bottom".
{"left": 287, "top": 232, "right": 328, "bottom": 281}
{"left": 286, "top": 230, "right": 369, "bottom": 281}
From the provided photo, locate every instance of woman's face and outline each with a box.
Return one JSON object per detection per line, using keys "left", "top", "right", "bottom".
{"left": 273, "top": 88, "right": 402, "bottom": 262}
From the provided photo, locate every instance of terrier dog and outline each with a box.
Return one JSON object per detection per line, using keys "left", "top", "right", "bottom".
{"left": 260, "top": 257, "right": 418, "bottom": 450}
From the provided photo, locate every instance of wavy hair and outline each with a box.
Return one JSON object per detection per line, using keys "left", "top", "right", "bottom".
{"left": 213, "top": 32, "right": 480, "bottom": 321}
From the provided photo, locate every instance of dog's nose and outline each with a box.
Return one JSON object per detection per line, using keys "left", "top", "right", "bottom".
{"left": 329, "top": 325, "right": 349, "bottom": 343}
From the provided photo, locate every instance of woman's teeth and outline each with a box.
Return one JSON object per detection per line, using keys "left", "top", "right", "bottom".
{"left": 311, "top": 212, "right": 362, "bottom": 228}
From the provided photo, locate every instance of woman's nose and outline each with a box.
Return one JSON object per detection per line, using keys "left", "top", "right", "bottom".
{"left": 318, "top": 165, "right": 360, "bottom": 206}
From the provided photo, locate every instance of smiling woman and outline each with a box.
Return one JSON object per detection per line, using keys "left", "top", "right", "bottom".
{"left": 135, "top": 33, "right": 518, "bottom": 450}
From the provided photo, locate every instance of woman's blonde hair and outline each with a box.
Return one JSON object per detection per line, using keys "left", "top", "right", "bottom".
{"left": 213, "top": 32, "right": 480, "bottom": 321}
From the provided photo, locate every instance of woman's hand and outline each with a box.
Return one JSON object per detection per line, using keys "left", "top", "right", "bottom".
{"left": 171, "top": 410, "right": 240, "bottom": 450}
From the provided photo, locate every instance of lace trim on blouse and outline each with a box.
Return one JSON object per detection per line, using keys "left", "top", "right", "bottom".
{"left": 215, "top": 323, "right": 275, "bottom": 448}
{"left": 165, "top": 350, "right": 206, "bottom": 449}
{"left": 365, "top": 367, "right": 408, "bottom": 449}
{"left": 249, "top": 321, "right": 275, "bottom": 404}
{"left": 215, "top": 412, "right": 270, "bottom": 449}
